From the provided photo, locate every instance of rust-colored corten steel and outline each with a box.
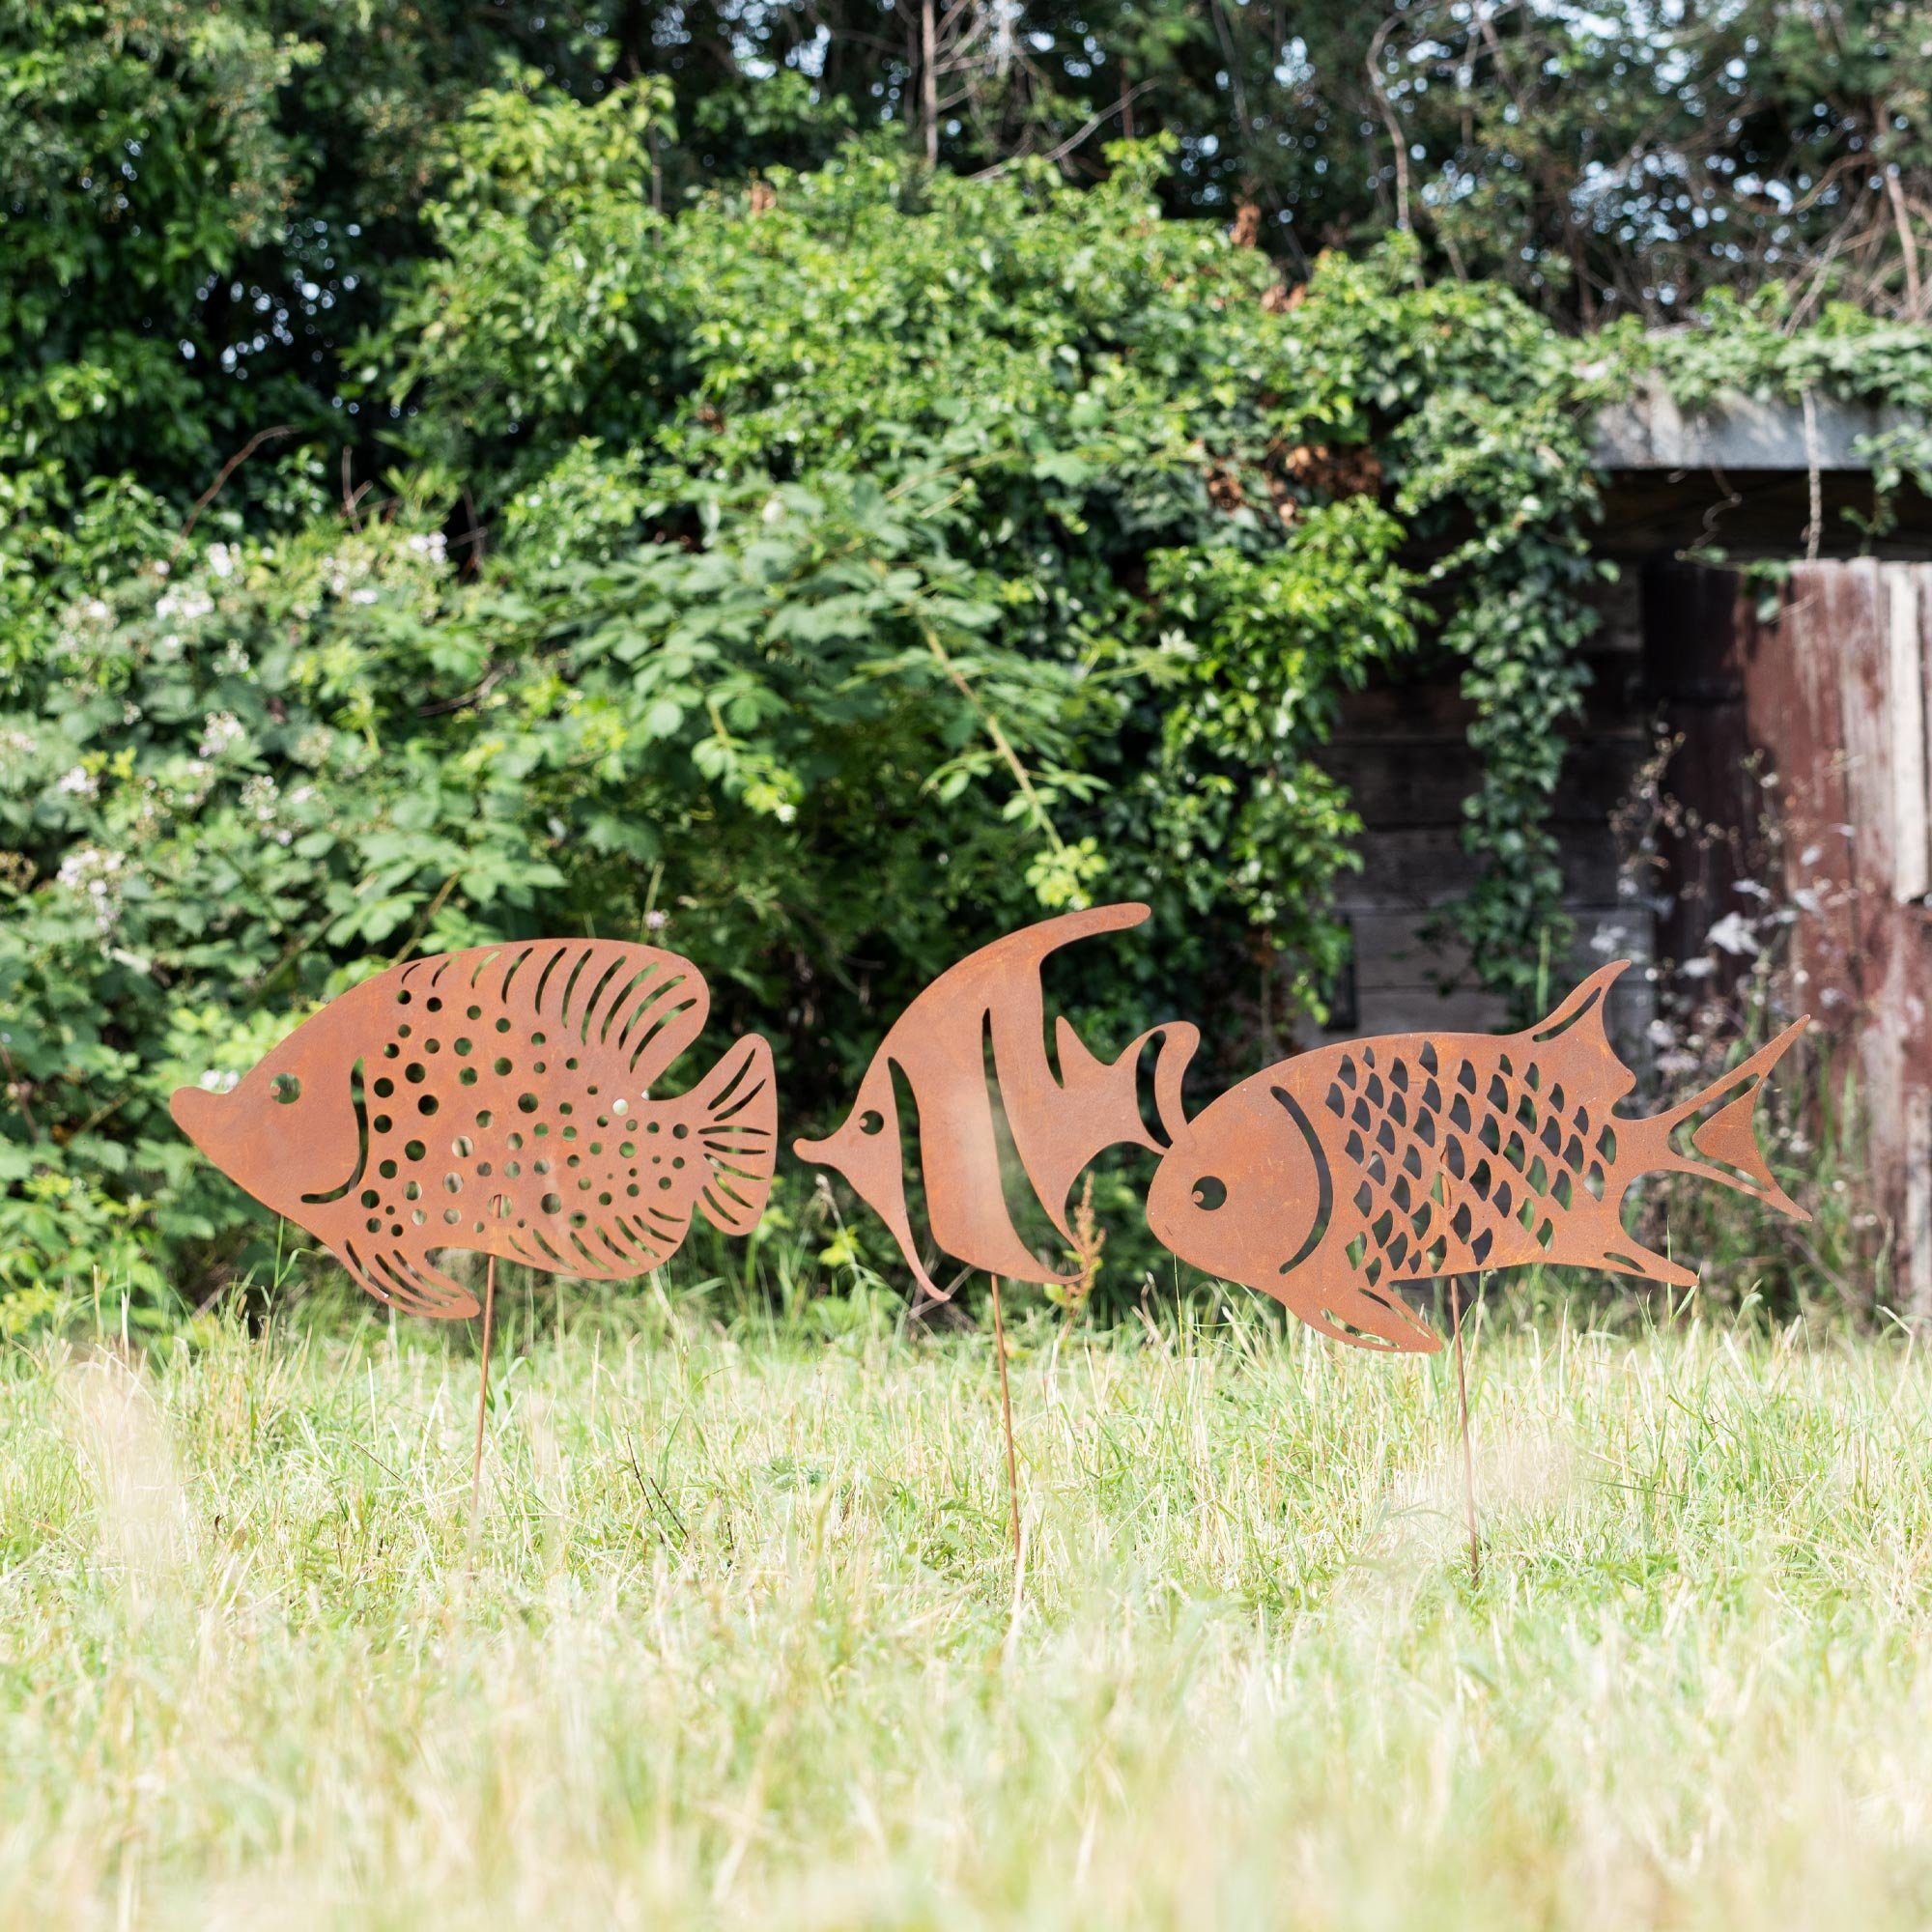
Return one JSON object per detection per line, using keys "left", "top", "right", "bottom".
{"left": 798, "top": 908, "right": 1811, "bottom": 1353}
{"left": 793, "top": 904, "right": 1199, "bottom": 1300}
{"left": 172, "top": 940, "right": 776, "bottom": 1317}
{"left": 1149, "top": 959, "right": 1809, "bottom": 1351}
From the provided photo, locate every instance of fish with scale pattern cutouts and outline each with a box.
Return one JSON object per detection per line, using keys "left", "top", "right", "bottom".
{"left": 171, "top": 941, "right": 776, "bottom": 1318}
{"left": 1145, "top": 962, "right": 1809, "bottom": 1352}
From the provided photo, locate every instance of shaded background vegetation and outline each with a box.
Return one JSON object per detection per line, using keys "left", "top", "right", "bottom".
{"left": 2, "top": 0, "right": 1928, "bottom": 1311}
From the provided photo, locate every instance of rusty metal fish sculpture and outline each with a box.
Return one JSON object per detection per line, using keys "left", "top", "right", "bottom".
{"left": 1146, "top": 961, "right": 1809, "bottom": 1352}
{"left": 172, "top": 940, "right": 776, "bottom": 1317}
{"left": 793, "top": 903, "right": 1197, "bottom": 1298}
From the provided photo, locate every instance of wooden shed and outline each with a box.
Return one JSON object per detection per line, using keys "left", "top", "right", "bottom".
{"left": 1317, "top": 385, "right": 1932, "bottom": 1305}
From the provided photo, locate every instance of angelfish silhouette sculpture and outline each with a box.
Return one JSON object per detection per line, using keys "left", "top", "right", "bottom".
{"left": 794, "top": 904, "right": 1198, "bottom": 1301}
{"left": 172, "top": 939, "right": 777, "bottom": 1315}
{"left": 796, "top": 904, "right": 1810, "bottom": 1353}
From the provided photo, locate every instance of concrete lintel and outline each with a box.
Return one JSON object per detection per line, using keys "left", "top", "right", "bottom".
{"left": 1592, "top": 379, "right": 1914, "bottom": 473}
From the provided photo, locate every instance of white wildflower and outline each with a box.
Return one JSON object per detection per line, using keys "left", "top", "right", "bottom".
{"left": 207, "top": 543, "right": 237, "bottom": 580}
{"left": 55, "top": 845, "right": 126, "bottom": 935}
{"left": 217, "top": 639, "right": 250, "bottom": 675}
{"left": 56, "top": 765, "right": 98, "bottom": 800}
{"left": 172, "top": 758, "right": 213, "bottom": 810}
{"left": 156, "top": 586, "right": 213, "bottom": 624}
{"left": 1704, "top": 911, "right": 1759, "bottom": 956}
{"left": 241, "top": 774, "right": 279, "bottom": 825}
{"left": 199, "top": 712, "right": 246, "bottom": 759}
{"left": 197, "top": 1068, "right": 241, "bottom": 1094}
{"left": 407, "top": 530, "right": 448, "bottom": 564}
{"left": 349, "top": 586, "right": 379, "bottom": 606}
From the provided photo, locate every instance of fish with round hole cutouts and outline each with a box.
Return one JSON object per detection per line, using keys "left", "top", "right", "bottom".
{"left": 171, "top": 940, "right": 776, "bottom": 1317}
{"left": 1144, "top": 963, "right": 1809, "bottom": 1353}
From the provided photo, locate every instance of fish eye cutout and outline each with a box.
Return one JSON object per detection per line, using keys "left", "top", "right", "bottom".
{"left": 271, "top": 1072, "right": 302, "bottom": 1106}
{"left": 1191, "top": 1175, "right": 1228, "bottom": 1211}
{"left": 859, "top": 1110, "right": 885, "bottom": 1136}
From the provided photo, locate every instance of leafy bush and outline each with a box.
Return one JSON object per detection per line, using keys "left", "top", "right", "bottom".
{"left": 8, "top": 75, "right": 1932, "bottom": 1316}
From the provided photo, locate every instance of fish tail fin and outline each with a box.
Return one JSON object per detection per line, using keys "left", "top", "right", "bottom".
{"left": 1639, "top": 1017, "right": 1811, "bottom": 1224}
{"left": 686, "top": 1033, "right": 780, "bottom": 1236}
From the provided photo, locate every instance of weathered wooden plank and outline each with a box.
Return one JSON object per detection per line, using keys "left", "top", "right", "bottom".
{"left": 1340, "top": 906, "right": 1651, "bottom": 995}
{"left": 1334, "top": 663, "right": 1645, "bottom": 737}
{"left": 1646, "top": 558, "right": 1746, "bottom": 975}
{"left": 1594, "top": 384, "right": 1919, "bottom": 472}
{"left": 1593, "top": 470, "right": 1932, "bottom": 561}
{"left": 1728, "top": 559, "right": 1932, "bottom": 1315}
{"left": 1909, "top": 1092, "right": 1932, "bottom": 1321}
{"left": 1889, "top": 568, "right": 1930, "bottom": 906}
{"left": 1310, "top": 985, "right": 1508, "bottom": 1048}
{"left": 1337, "top": 827, "right": 1623, "bottom": 910}
{"left": 1923, "top": 563, "right": 1932, "bottom": 894}
{"left": 1323, "top": 732, "right": 1649, "bottom": 832}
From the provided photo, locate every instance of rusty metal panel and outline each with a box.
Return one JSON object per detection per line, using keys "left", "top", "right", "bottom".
{"left": 173, "top": 941, "right": 777, "bottom": 1318}
{"left": 798, "top": 910, "right": 1809, "bottom": 1355}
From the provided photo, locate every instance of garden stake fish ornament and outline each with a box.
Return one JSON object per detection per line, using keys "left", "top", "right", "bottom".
{"left": 793, "top": 903, "right": 1198, "bottom": 1300}
{"left": 1146, "top": 960, "right": 1809, "bottom": 1352}
{"left": 793, "top": 901, "right": 1197, "bottom": 1556}
{"left": 172, "top": 939, "right": 777, "bottom": 1316}
{"left": 800, "top": 913, "right": 1809, "bottom": 1358}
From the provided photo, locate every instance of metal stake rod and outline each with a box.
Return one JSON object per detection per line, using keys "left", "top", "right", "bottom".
{"left": 1450, "top": 1273, "right": 1479, "bottom": 1585}
{"left": 470, "top": 1254, "right": 498, "bottom": 1528}
{"left": 989, "top": 1276, "right": 1021, "bottom": 1559}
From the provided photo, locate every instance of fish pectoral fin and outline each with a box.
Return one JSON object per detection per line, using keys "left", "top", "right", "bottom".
{"left": 1273, "top": 1266, "right": 1443, "bottom": 1354}
{"left": 335, "top": 1238, "right": 481, "bottom": 1321}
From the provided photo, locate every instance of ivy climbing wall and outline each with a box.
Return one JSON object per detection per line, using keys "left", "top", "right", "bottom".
{"left": 1311, "top": 579, "right": 1655, "bottom": 1057}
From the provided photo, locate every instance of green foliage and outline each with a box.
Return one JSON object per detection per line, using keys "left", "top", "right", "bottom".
{"left": 1143, "top": 502, "right": 1418, "bottom": 1000}
{"left": 7, "top": 55, "right": 1932, "bottom": 1311}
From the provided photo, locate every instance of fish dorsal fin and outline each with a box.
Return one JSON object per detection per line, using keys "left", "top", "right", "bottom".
{"left": 428, "top": 941, "right": 710, "bottom": 1088}
{"left": 1690, "top": 1088, "right": 1779, "bottom": 1192}
{"left": 1521, "top": 961, "right": 1635, "bottom": 1105}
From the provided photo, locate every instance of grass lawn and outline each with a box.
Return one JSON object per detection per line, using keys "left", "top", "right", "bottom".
{"left": 4, "top": 1291, "right": 1932, "bottom": 1928}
